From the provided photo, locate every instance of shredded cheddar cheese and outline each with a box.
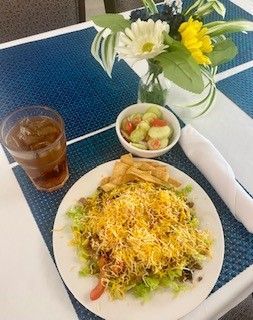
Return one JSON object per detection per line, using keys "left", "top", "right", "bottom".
{"left": 69, "top": 181, "right": 212, "bottom": 299}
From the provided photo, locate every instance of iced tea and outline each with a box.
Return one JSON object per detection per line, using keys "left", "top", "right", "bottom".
{"left": 1, "top": 106, "right": 69, "bottom": 191}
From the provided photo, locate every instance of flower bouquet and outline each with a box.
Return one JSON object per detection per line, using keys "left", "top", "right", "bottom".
{"left": 91, "top": 0, "right": 253, "bottom": 115}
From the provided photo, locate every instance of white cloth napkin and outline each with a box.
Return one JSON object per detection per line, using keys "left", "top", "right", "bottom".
{"left": 179, "top": 124, "right": 253, "bottom": 233}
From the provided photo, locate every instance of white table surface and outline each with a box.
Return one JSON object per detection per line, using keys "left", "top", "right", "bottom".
{"left": 1, "top": 1, "right": 253, "bottom": 319}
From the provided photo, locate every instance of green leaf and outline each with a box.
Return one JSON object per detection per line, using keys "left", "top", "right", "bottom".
{"left": 207, "top": 39, "right": 238, "bottom": 66}
{"left": 91, "top": 29, "right": 106, "bottom": 69}
{"left": 91, "top": 30, "right": 118, "bottom": 77}
{"left": 142, "top": 0, "right": 158, "bottom": 14}
{"left": 163, "top": 32, "right": 189, "bottom": 53}
{"left": 101, "top": 33, "right": 119, "bottom": 77}
{"left": 212, "top": 0, "right": 226, "bottom": 18}
{"left": 195, "top": 85, "right": 217, "bottom": 117}
{"left": 193, "top": 1, "right": 215, "bottom": 18}
{"left": 204, "top": 21, "right": 226, "bottom": 28}
{"left": 92, "top": 14, "right": 131, "bottom": 33}
{"left": 163, "top": 32, "right": 174, "bottom": 46}
{"left": 189, "top": 0, "right": 226, "bottom": 18}
{"left": 184, "top": 0, "right": 205, "bottom": 15}
{"left": 212, "top": 34, "right": 226, "bottom": 44}
{"left": 155, "top": 51, "right": 204, "bottom": 94}
{"left": 206, "top": 20, "right": 253, "bottom": 37}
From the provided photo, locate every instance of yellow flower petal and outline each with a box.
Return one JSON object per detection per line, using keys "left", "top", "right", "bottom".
{"left": 192, "top": 50, "right": 211, "bottom": 65}
{"left": 179, "top": 17, "right": 213, "bottom": 65}
{"left": 178, "top": 21, "right": 187, "bottom": 32}
{"left": 201, "top": 36, "right": 213, "bottom": 53}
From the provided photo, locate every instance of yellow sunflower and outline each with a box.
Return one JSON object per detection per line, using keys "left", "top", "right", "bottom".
{"left": 179, "top": 17, "right": 213, "bottom": 65}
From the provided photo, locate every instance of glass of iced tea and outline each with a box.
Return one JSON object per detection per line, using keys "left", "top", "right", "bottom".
{"left": 0, "top": 106, "right": 69, "bottom": 191}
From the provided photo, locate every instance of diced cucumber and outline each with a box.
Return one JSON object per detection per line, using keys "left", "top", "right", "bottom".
{"left": 137, "top": 120, "right": 150, "bottom": 132}
{"left": 148, "top": 125, "right": 172, "bottom": 139}
{"left": 142, "top": 112, "right": 157, "bottom": 123}
{"left": 130, "top": 142, "right": 148, "bottom": 150}
{"left": 147, "top": 138, "right": 169, "bottom": 150}
{"left": 128, "top": 113, "right": 143, "bottom": 125}
{"left": 130, "top": 128, "right": 146, "bottom": 143}
{"left": 159, "top": 137, "right": 169, "bottom": 149}
{"left": 146, "top": 106, "right": 162, "bottom": 118}
{"left": 128, "top": 113, "right": 143, "bottom": 121}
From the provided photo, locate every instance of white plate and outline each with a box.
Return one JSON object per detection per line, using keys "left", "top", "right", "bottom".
{"left": 53, "top": 159, "right": 224, "bottom": 320}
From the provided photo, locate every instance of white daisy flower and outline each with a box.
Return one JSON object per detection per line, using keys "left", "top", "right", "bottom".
{"left": 117, "top": 19, "right": 170, "bottom": 61}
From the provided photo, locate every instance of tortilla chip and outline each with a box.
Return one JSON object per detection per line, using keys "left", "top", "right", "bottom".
{"left": 100, "top": 176, "right": 110, "bottom": 186}
{"left": 167, "top": 177, "right": 181, "bottom": 187}
{"left": 134, "top": 160, "right": 167, "bottom": 171}
{"left": 101, "top": 182, "right": 116, "bottom": 192}
{"left": 121, "top": 173, "right": 138, "bottom": 184}
{"left": 133, "top": 161, "right": 155, "bottom": 171}
{"left": 151, "top": 168, "right": 169, "bottom": 182}
{"left": 100, "top": 154, "right": 180, "bottom": 191}
{"left": 126, "top": 167, "right": 163, "bottom": 185}
{"left": 111, "top": 176, "right": 124, "bottom": 186}
{"left": 120, "top": 154, "right": 134, "bottom": 165}
{"left": 112, "top": 161, "right": 130, "bottom": 179}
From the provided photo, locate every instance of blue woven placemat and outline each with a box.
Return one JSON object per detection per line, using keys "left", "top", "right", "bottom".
{"left": 217, "top": 67, "right": 253, "bottom": 118}
{"left": 205, "top": 0, "right": 253, "bottom": 72}
{"left": 0, "top": 27, "right": 139, "bottom": 142}
{"left": 13, "top": 127, "right": 253, "bottom": 320}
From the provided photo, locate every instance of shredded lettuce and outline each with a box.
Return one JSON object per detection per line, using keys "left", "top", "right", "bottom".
{"left": 132, "top": 283, "right": 151, "bottom": 300}
{"left": 143, "top": 276, "right": 160, "bottom": 290}
{"left": 79, "top": 265, "right": 91, "bottom": 277}
{"left": 189, "top": 216, "right": 199, "bottom": 228}
{"left": 77, "top": 247, "right": 89, "bottom": 261}
{"left": 161, "top": 278, "right": 186, "bottom": 293}
{"left": 176, "top": 185, "right": 193, "bottom": 198}
{"left": 67, "top": 205, "right": 86, "bottom": 231}
{"left": 159, "top": 268, "right": 186, "bottom": 294}
{"left": 132, "top": 270, "right": 186, "bottom": 300}
{"left": 167, "top": 268, "right": 183, "bottom": 280}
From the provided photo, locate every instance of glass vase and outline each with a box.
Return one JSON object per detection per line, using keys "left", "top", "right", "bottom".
{"left": 138, "top": 60, "right": 169, "bottom": 106}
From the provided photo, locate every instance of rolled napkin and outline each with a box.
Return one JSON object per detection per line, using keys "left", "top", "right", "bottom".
{"left": 179, "top": 124, "right": 253, "bottom": 233}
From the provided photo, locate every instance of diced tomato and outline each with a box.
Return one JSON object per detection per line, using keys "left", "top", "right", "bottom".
{"left": 90, "top": 279, "right": 105, "bottom": 301}
{"left": 90, "top": 256, "right": 107, "bottom": 301}
{"left": 121, "top": 119, "right": 134, "bottom": 134}
{"left": 126, "top": 121, "right": 134, "bottom": 133}
{"left": 98, "top": 256, "right": 107, "bottom": 269}
{"left": 151, "top": 118, "right": 168, "bottom": 127}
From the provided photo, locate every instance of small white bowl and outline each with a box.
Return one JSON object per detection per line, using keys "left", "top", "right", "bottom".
{"left": 116, "top": 103, "right": 181, "bottom": 158}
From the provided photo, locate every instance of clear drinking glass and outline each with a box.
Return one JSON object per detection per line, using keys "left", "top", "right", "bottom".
{"left": 0, "top": 106, "right": 69, "bottom": 191}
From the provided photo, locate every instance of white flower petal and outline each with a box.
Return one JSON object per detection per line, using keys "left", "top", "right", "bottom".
{"left": 116, "top": 19, "right": 170, "bottom": 61}
{"left": 131, "top": 21, "right": 139, "bottom": 37}
{"left": 120, "top": 34, "right": 132, "bottom": 46}
{"left": 124, "top": 28, "right": 134, "bottom": 40}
